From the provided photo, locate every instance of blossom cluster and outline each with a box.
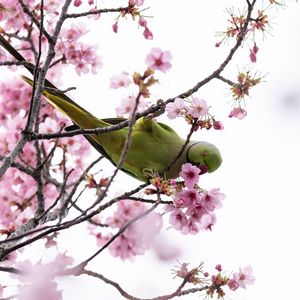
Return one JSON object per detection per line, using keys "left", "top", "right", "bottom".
{"left": 175, "top": 262, "right": 255, "bottom": 298}
{"left": 166, "top": 97, "right": 224, "bottom": 129}
{"left": 2, "top": 252, "right": 74, "bottom": 300}
{"left": 110, "top": 48, "right": 172, "bottom": 116}
{"left": 89, "top": 200, "right": 162, "bottom": 260}
{"left": 166, "top": 163, "right": 224, "bottom": 234}
{"left": 0, "top": 1, "right": 102, "bottom": 76}
{"left": 56, "top": 23, "right": 103, "bottom": 76}
{"left": 0, "top": 78, "right": 90, "bottom": 232}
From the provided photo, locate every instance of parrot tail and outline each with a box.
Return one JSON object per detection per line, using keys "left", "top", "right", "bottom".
{"left": 22, "top": 75, "right": 106, "bottom": 129}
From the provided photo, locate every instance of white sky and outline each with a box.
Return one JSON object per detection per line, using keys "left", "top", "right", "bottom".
{"left": 2, "top": 1, "right": 300, "bottom": 300}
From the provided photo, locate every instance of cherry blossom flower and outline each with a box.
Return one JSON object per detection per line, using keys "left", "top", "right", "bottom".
{"left": 145, "top": 48, "right": 172, "bottom": 72}
{"left": 233, "top": 265, "right": 255, "bottom": 288}
{"left": 110, "top": 72, "right": 131, "bottom": 89}
{"left": 129, "top": 0, "right": 145, "bottom": 6}
{"left": 187, "top": 97, "right": 209, "bottom": 118}
{"left": 115, "top": 95, "right": 148, "bottom": 117}
{"left": 213, "top": 120, "right": 224, "bottom": 130}
{"left": 227, "top": 278, "right": 240, "bottom": 291}
{"left": 165, "top": 98, "right": 185, "bottom": 119}
{"left": 179, "top": 163, "right": 200, "bottom": 188}
{"left": 107, "top": 200, "right": 162, "bottom": 260}
{"left": 176, "top": 263, "right": 189, "bottom": 278}
{"left": 178, "top": 188, "right": 201, "bottom": 207}
{"left": 169, "top": 208, "right": 188, "bottom": 230}
{"left": 201, "top": 188, "right": 224, "bottom": 212}
{"left": 200, "top": 213, "right": 216, "bottom": 231}
{"left": 228, "top": 107, "right": 247, "bottom": 119}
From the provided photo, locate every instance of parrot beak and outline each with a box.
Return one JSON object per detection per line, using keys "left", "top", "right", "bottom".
{"left": 198, "top": 164, "right": 208, "bottom": 175}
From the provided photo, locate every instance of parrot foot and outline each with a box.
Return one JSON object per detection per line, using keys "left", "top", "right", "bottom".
{"left": 146, "top": 99, "right": 166, "bottom": 119}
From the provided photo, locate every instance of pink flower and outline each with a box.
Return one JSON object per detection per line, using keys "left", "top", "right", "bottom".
{"left": 179, "top": 163, "right": 200, "bottom": 188}
{"left": 213, "top": 120, "right": 224, "bottom": 130}
{"left": 110, "top": 72, "right": 131, "bottom": 89}
{"left": 178, "top": 188, "right": 201, "bottom": 207}
{"left": 143, "top": 27, "right": 153, "bottom": 40}
{"left": 227, "top": 278, "right": 240, "bottom": 291}
{"left": 233, "top": 265, "right": 255, "bottom": 289}
{"left": 129, "top": 0, "right": 145, "bottom": 6}
{"left": 187, "top": 98, "right": 208, "bottom": 118}
{"left": 201, "top": 188, "right": 224, "bottom": 212}
{"left": 169, "top": 208, "right": 188, "bottom": 230}
{"left": 145, "top": 48, "right": 172, "bottom": 72}
{"left": 115, "top": 95, "right": 148, "bottom": 117}
{"left": 176, "top": 263, "right": 189, "bottom": 278}
{"left": 165, "top": 98, "right": 185, "bottom": 119}
{"left": 200, "top": 213, "right": 216, "bottom": 231}
{"left": 228, "top": 107, "right": 247, "bottom": 119}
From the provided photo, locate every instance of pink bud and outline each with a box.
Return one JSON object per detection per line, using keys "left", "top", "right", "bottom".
{"left": 138, "top": 18, "right": 147, "bottom": 27}
{"left": 112, "top": 22, "right": 118, "bottom": 33}
{"left": 74, "top": 0, "right": 82, "bottom": 7}
{"left": 215, "top": 264, "right": 222, "bottom": 272}
{"left": 213, "top": 120, "right": 224, "bottom": 130}
{"left": 143, "top": 27, "right": 153, "bottom": 40}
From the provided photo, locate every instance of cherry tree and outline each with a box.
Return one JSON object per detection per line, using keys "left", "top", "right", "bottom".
{"left": 0, "top": 0, "right": 294, "bottom": 299}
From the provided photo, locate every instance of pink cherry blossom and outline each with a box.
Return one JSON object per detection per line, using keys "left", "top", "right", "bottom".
{"left": 181, "top": 216, "right": 200, "bottom": 234}
{"left": 213, "top": 120, "right": 224, "bottom": 130}
{"left": 179, "top": 163, "right": 200, "bottom": 188}
{"left": 145, "top": 48, "right": 172, "bottom": 72}
{"left": 200, "top": 213, "right": 216, "bottom": 231}
{"left": 227, "top": 278, "right": 240, "bottom": 291}
{"left": 106, "top": 200, "right": 162, "bottom": 260}
{"left": 201, "top": 188, "right": 224, "bottom": 212}
{"left": 233, "top": 265, "right": 255, "bottom": 288}
{"left": 176, "top": 263, "right": 189, "bottom": 278}
{"left": 228, "top": 107, "right": 247, "bottom": 119}
{"left": 110, "top": 72, "right": 131, "bottom": 89}
{"left": 178, "top": 188, "right": 201, "bottom": 207}
{"left": 115, "top": 95, "right": 148, "bottom": 117}
{"left": 187, "top": 97, "right": 209, "bottom": 118}
{"left": 129, "top": 0, "right": 145, "bottom": 6}
{"left": 169, "top": 208, "right": 188, "bottom": 230}
{"left": 165, "top": 98, "right": 185, "bottom": 119}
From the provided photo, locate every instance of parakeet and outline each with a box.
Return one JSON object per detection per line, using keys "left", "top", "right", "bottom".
{"left": 0, "top": 35, "right": 222, "bottom": 181}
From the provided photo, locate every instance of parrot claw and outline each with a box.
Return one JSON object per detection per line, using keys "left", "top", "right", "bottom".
{"left": 145, "top": 99, "right": 166, "bottom": 120}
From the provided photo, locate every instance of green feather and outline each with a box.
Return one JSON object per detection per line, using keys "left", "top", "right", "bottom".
{"left": 22, "top": 75, "right": 221, "bottom": 181}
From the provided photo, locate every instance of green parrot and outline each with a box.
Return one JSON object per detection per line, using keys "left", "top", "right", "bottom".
{"left": 0, "top": 35, "right": 222, "bottom": 182}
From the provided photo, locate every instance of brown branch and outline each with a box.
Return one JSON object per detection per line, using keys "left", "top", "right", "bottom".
{"left": 65, "top": 7, "right": 128, "bottom": 19}
{"left": 17, "top": 0, "right": 52, "bottom": 42}
{"left": 78, "top": 268, "right": 207, "bottom": 300}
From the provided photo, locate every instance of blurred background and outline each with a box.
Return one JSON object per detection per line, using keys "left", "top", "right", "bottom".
{"left": 2, "top": 1, "right": 300, "bottom": 299}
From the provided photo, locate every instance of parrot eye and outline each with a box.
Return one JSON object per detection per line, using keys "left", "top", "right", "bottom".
{"left": 202, "top": 152, "right": 207, "bottom": 157}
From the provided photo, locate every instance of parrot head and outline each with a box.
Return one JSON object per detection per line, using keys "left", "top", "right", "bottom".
{"left": 186, "top": 141, "right": 222, "bottom": 174}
